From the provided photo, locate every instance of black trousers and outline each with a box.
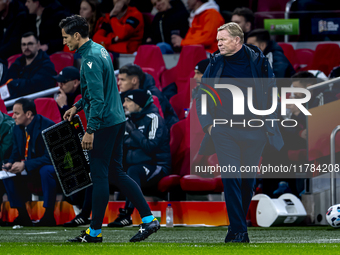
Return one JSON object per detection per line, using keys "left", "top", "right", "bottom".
{"left": 89, "top": 122, "right": 152, "bottom": 229}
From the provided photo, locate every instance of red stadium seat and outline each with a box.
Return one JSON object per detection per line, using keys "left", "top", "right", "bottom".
{"left": 311, "top": 43, "right": 340, "bottom": 76}
{"left": 134, "top": 45, "right": 166, "bottom": 82}
{"left": 277, "top": 43, "right": 298, "bottom": 70}
{"left": 295, "top": 48, "right": 314, "bottom": 71}
{"left": 50, "top": 52, "right": 74, "bottom": 74}
{"left": 0, "top": 97, "right": 7, "bottom": 114}
{"left": 34, "top": 98, "right": 61, "bottom": 123}
{"left": 7, "top": 54, "right": 22, "bottom": 68}
{"left": 180, "top": 175, "right": 217, "bottom": 192}
{"left": 152, "top": 95, "right": 164, "bottom": 118}
{"left": 157, "top": 174, "right": 181, "bottom": 193}
{"left": 161, "top": 45, "right": 207, "bottom": 90}
{"left": 74, "top": 94, "right": 87, "bottom": 131}
{"left": 257, "top": 0, "right": 290, "bottom": 12}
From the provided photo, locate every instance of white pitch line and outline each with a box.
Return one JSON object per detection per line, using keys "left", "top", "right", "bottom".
{"left": 23, "top": 232, "right": 58, "bottom": 235}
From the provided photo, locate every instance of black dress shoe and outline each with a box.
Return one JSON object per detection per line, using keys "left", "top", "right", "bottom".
{"left": 231, "top": 232, "right": 250, "bottom": 243}
{"left": 225, "top": 226, "right": 236, "bottom": 243}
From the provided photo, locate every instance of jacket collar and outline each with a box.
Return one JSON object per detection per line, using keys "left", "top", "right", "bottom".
{"left": 76, "top": 39, "right": 92, "bottom": 57}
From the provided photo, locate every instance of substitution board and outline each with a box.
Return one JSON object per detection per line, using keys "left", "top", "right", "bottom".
{"left": 42, "top": 115, "right": 92, "bottom": 196}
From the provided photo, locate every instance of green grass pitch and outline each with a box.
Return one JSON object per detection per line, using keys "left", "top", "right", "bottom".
{"left": 0, "top": 226, "right": 340, "bottom": 254}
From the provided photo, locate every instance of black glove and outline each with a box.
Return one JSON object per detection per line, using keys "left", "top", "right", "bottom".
{"left": 101, "top": 22, "right": 113, "bottom": 34}
{"left": 125, "top": 119, "right": 136, "bottom": 133}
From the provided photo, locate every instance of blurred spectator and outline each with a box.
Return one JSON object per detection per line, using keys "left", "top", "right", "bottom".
{"left": 26, "top": 0, "right": 69, "bottom": 54}
{"left": 171, "top": 0, "right": 224, "bottom": 53}
{"left": 0, "top": 111, "right": 15, "bottom": 226}
{"left": 194, "top": 58, "right": 210, "bottom": 84}
{"left": 231, "top": 7, "right": 254, "bottom": 42}
{"left": 130, "top": 0, "right": 153, "bottom": 13}
{"left": 80, "top": 0, "right": 103, "bottom": 38}
{"left": 215, "top": 0, "right": 250, "bottom": 13}
{"left": 108, "top": 89, "right": 170, "bottom": 227}
{"left": 118, "top": 64, "right": 179, "bottom": 130}
{"left": 58, "top": 0, "right": 82, "bottom": 14}
{"left": 147, "top": 0, "right": 189, "bottom": 54}
{"left": 1, "top": 98, "right": 57, "bottom": 226}
{"left": 0, "top": 111, "right": 15, "bottom": 166}
{"left": 52, "top": 66, "right": 81, "bottom": 118}
{"left": 4, "top": 32, "right": 56, "bottom": 100}
{"left": 0, "top": 0, "right": 29, "bottom": 60}
{"left": 93, "top": 0, "right": 144, "bottom": 54}
{"left": 246, "top": 29, "right": 295, "bottom": 89}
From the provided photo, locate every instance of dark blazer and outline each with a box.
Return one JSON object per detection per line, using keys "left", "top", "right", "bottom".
{"left": 9, "top": 114, "right": 55, "bottom": 172}
{"left": 196, "top": 44, "right": 284, "bottom": 155}
{"left": 6, "top": 49, "right": 56, "bottom": 100}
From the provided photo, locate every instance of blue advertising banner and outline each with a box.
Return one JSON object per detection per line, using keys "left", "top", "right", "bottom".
{"left": 312, "top": 18, "right": 340, "bottom": 35}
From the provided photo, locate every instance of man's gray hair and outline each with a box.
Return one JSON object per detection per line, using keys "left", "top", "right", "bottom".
{"left": 218, "top": 22, "right": 244, "bottom": 44}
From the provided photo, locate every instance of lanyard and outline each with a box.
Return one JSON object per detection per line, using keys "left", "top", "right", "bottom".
{"left": 25, "top": 131, "right": 30, "bottom": 161}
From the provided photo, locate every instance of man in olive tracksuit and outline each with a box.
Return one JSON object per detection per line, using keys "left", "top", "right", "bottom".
{"left": 60, "top": 15, "right": 160, "bottom": 243}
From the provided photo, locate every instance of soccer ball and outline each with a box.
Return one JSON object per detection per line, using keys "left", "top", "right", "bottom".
{"left": 326, "top": 204, "right": 340, "bottom": 228}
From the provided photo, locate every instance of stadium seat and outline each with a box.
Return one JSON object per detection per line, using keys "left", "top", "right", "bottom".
{"left": 0, "top": 97, "right": 7, "bottom": 114}
{"left": 34, "top": 98, "right": 61, "bottom": 123}
{"left": 257, "top": 0, "right": 290, "bottom": 12}
{"left": 295, "top": 48, "right": 314, "bottom": 71}
{"left": 50, "top": 52, "right": 74, "bottom": 74}
{"left": 134, "top": 45, "right": 166, "bottom": 82}
{"left": 74, "top": 94, "right": 87, "bottom": 130}
{"left": 278, "top": 43, "right": 298, "bottom": 70}
{"left": 152, "top": 95, "right": 164, "bottom": 118}
{"left": 311, "top": 43, "right": 340, "bottom": 76}
{"left": 7, "top": 53, "right": 22, "bottom": 68}
{"left": 157, "top": 174, "right": 181, "bottom": 193}
{"left": 161, "top": 45, "right": 207, "bottom": 89}
{"left": 180, "top": 175, "right": 217, "bottom": 192}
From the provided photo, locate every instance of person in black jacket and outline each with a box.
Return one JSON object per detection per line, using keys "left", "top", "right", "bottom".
{"left": 25, "top": 0, "right": 69, "bottom": 54}
{"left": 0, "top": 0, "right": 29, "bottom": 60}
{"left": 108, "top": 89, "right": 171, "bottom": 227}
{"left": 118, "top": 64, "right": 179, "bottom": 130}
{"left": 52, "top": 66, "right": 81, "bottom": 119}
{"left": 146, "top": 0, "right": 189, "bottom": 53}
{"left": 1, "top": 98, "right": 57, "bottom": 226}
{"left": 247, "top": 29, "right": 296, "bottom": 89}
{"left": 4, "top": 32, "right": 56, "bottom": 100}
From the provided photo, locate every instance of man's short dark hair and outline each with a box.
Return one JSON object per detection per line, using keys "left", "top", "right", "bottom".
{"left": 247, "top": 29, "right": 270, "bottom": 44}
{"left": 59, "top": 15, "right": 89, "bottom": 38}
{"left": 291, "top": 71, "right": 317, "bottom": 87}
{"left": 21, "top": 32, "right": 39, "bottom": 42}
{"left": 14, "top": 98, "right": 37, "bottom": 116}
{"left": 232, "top": 7, "right": 255, "bottom": 27}
{"left": 119, "top": 64, "right": 144, "bottom": 83}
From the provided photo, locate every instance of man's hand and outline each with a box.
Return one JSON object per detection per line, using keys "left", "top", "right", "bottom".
{"left": 207, "top": 125, "right": 213, "bottom": 135}
{"left": 9, "top": 162, "right": 25, "bottom": 174}
{"left": 82, "top": 132, "right": 94, "bottom": 150}
{"left": 63, "top": 106, "right": 77, "bottom": 121}
{"left": 40, "top": 44, "right": 49, "bottom": 51}
{"left": 171, "top": 35, "right": 182, "bottom": 47}
{"left": 2, "top": 162, "right": 12, "bottom": 171}
{"left": 56, "top": 89, "right": 67, "bottom": 108}
{"left": 287, "top": 103, "right": 301, "bottom": 116}
{"left": 110, "top": 0, "right": 125, "bottom": 17}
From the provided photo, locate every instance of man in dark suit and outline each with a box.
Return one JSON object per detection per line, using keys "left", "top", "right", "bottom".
{"left": 1, "top": 98, "right": 57, "bottom": 226}
{"left": 196, "top": 22, "right": 283, "bottom": 243}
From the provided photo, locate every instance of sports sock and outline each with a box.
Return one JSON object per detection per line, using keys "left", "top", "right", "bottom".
{"left": 142, "top": 215, "right": 155, "bottom": 223}
{"left": 88, "top": 227, "right": 101, "bottom": 237}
